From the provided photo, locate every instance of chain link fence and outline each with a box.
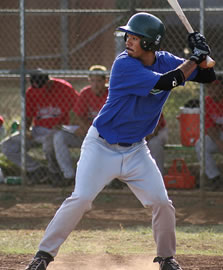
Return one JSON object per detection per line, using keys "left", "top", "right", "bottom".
{"left": 0, "top": 0, "right": 222, "bottom": 190}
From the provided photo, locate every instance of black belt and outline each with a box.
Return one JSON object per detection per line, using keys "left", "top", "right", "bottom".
{"left": 99, "top": 134, "right": 133, "bottom": 147}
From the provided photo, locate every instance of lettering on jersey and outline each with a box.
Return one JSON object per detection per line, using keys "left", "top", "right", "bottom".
{"left": 36, "top": 106, "right": 62, "bottom": 120}
{"left": 150, "top": 88, "right": 164, "bottom": 95}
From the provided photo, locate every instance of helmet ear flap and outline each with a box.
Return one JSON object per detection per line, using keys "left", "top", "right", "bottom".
{"left": 140, "top": 38, "right": 153, "bottom": 51}
{"left": 140, "top": 34, "right": 162, "bottom": 51}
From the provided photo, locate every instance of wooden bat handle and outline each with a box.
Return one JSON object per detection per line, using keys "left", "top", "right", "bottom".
{"left": 167, "top": 0, "right": 215, "bottom": 68}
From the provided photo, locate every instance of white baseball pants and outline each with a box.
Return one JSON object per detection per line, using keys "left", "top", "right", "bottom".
{"left": 1, "top": 126, "right": 82, "bottom": 178}
{"left": 39, "top": 126, "right": 176, "bottom": 258}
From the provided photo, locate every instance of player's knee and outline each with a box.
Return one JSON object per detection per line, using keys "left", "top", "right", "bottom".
{"left": 53, "top": 131, "right": 64, "bottom": 145}
{"left": 156, "top": 197, "right": 173, "bottom": 208}
{"left": 151, "top": 193, "right": 170, "bottom": 207}
{"left": 1, "top": 140, "right": 15, "bottom": 155}
{"left": 78, "top": 197, "right": 93, "bottom": 212}
{"left": 68, "top": 193, "right": 93, "bottom": 212}
{"left": 152, "top": 199, "right": 175, "bottom": 218}
{"left": 142, "top": 193, "right": 170, "bottom": 208}
{"left": 1, "top": 141, "right": 7, "bottom": 154}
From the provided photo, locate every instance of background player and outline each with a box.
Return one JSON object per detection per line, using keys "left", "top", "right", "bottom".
{"left": 73, "top": 65, "right": 108, "bottom": 136}
{"left": 53, "top": 65, "right": 108, "bottom": 185}
{"left": 25, "top": 13, "right": 215, "bottom": 270}
{"left": 195, "top": 75, "right": 223, "bottom": 191}
{"left": 1, "top": 69, "right": 79, "bottom": 186}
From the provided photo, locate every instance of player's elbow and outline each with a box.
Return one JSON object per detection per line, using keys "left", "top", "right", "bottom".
{"left": 154, "top": 69, "right": 185, "bottom": 90}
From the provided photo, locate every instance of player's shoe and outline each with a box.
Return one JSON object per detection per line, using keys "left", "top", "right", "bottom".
{"left": 153, "top": 256, "right": 183, "bottom": 270}
{"left": 25, "top": 251, "right": 54, "bottom": 270}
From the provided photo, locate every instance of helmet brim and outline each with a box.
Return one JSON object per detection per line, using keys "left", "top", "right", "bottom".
{"left": 117, "top": 26, "right": 145, "bottom": 37}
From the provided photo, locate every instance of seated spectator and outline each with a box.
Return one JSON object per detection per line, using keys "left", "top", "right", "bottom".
{"left": 195, "top": 76, "right": 223, "bottom": 191}
{"left": 1, "top": 68, "right": 80, "bottom": 186}
{"left": 73, "top": 65, "right": 108, "bottom": 136}
{"left": 146, "top": 113, "right": 168, "bottom": 175}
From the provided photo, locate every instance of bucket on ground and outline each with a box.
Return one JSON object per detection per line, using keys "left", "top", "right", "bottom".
{"left": 178, "top": 107, "right": 200, "bottom": 146}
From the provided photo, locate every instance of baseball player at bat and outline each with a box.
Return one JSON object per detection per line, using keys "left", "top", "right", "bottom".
{"left": 25, "top": 13, "right": 216, "bottom": 270}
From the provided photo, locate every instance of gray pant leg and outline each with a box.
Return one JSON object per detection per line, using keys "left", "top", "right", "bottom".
{"left": 1, "top": 132, "right": 41, "bottom": 172}
{"left": 123, "top": 141, "right": 176, "bottom": 258}
{"left": 53, "top": 130, "right": 83, "bottom": 178}
{"left": 39, "top": 128, "right": 115, "bottom": 256}
{"left": 152, "top": 202, "right": 176, "bottom": 257}
{"left": 38, "top": 127, "right": 176, "bottom": 258}
{"left": 32, "top": 126, "right": 60, "bottom": 174}
{"left": 42, "top": 132, "right": 60, "bottom": 174}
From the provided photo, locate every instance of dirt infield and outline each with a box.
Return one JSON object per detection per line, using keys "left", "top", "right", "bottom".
{"left": 1, "top": 253, "right": 223, "bottom": 270}
{"left": 0, "top": 185, "right": 223, "bottom": 270}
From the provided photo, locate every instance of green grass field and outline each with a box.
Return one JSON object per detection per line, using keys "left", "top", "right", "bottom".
{"left": 0, "top": 225, "right": 223, "bottom": 256}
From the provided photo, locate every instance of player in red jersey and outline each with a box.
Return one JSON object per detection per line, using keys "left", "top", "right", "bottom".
{"left": 1, "top": 69, "right": 80, "bottom": 186}
{"left": 195, "top": 75, "right": 223, "bottom": 190}
{"left": 73, "top": 65, "right": 108, "bottom": 136}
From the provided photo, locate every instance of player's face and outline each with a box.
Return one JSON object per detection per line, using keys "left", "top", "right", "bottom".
{"left": 125, "top": 33, "right": 146, "bottom": 59}
{"left": 88, "top": 75, "right": 106, "bottom": 96}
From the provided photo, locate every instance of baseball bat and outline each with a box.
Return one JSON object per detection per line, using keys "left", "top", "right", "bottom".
{"left": 167, "top": 0, "right": 215, "bottom": 68}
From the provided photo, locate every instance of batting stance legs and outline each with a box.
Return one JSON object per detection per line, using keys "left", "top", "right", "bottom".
{"left": 38, "top": 126, "right": 176, "bottom": 258}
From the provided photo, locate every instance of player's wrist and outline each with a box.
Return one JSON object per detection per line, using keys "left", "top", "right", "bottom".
{"left": 189, "top": 56, "right": 199, "bottom": 65}
{"left": 189, "top": 55, "right": 205, "bottom": 65}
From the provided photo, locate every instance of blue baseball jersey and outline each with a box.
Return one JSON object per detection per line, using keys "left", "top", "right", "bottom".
{"left": 93, "top": 50, "right": 197, "bottom": 144}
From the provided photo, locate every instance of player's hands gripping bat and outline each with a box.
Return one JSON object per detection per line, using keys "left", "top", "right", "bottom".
{"left": 167, "top": 0, "right": 215, "bottom": 68}
{"left": 188, "top": 31, "right": 206, "bottom": 49}
{"left": 188, "top": 32, "right": 211, "bottom": 64}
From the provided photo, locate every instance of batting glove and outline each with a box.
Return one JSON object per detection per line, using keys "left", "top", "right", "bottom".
{"left": 188, "top": 31, "right": 206, "bottom": 50}
{"left": 189, "top": 43, "right": 210, "bottom": 64}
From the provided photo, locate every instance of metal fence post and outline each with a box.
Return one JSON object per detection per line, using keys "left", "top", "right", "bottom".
{"left": 199, "top": 0, "right": 206, "bottom": 190}
{"left": 60, "top": 0, "right": 69, "bottom": 69}
{"left": 20, "top": 0, "right": 27, "bottom": 185}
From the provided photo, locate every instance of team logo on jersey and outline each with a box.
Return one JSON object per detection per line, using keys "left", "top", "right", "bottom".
{"left": 150, "top": 88, "right": 164, "bottom": 95}
{"left": 37, "top": 106, "right": 61, "bottom": 119}
{"left": 154, "top": 35, "right": 162, "bottom": 45}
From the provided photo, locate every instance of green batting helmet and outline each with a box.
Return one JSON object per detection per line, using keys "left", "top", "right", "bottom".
{"left": 117, "top": 12, "right": 165, "bottom": 51}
